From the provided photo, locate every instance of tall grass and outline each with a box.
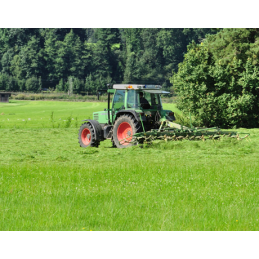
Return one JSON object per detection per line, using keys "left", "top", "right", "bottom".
{"left": 11, "top": 92, "right": 107, "bottom": 102}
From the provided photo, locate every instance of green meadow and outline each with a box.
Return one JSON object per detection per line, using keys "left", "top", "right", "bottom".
{"left": 1, "top": 100, "right": 259, "bottom": 230}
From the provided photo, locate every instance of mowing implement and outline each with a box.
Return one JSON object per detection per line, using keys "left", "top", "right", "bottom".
{"left": 78, "top": 84, "right": 249, "bottom": 148}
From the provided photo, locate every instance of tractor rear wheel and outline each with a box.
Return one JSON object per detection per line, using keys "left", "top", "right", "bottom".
{"left": 112, "top": 114, "right": 141, "bottom": 148}
{"left": 78, "top": 122, "right": 100, "bottom": 147}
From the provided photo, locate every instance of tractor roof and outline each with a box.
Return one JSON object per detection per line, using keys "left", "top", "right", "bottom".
{"left": 113, "top": 84, "right": 162, "bottom": 90}
{"left": 142, "top": 89, "right": 170, "bottom": 94}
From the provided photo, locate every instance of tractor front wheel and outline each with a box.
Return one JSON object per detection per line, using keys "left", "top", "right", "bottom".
{"left": 112, "top": 114, "right": 141, "bottom": 148}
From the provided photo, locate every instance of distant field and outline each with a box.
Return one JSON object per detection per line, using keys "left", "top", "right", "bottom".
{"left": 0, "top": 100, "right": 180, "bottom": 128}
{"left": 0, "top": 100, "right": 106, "bottom": 129}
{"left": 1, "top": 101, "right": 259, "bottom": 231}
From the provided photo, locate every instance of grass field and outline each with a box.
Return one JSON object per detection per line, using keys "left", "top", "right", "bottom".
{"left": 1, "top": 100, "right": 259, "bottom": 231}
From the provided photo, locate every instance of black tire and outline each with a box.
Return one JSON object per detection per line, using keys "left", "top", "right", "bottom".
{"left": 111, "top": 135, "right": 117, "bottom": 148}
{"left": 112, "top": 114, "right": 141, "bottom": 148}
{"left": 78, "top": 122, "right": 100, "bottom": 148}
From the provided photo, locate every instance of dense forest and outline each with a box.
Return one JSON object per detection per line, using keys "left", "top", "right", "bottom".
{"left": 0, "top": 28, "right": 217, "bottom": 93}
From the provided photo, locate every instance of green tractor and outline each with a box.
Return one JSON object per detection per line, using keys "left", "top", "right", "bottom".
{"left": 78, "top": 84, "right": 175, "bottom": 148}
{"left": 78, "top": 84, "right": 249, "bottom": 148}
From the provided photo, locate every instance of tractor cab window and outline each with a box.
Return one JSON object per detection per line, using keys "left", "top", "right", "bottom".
{"left": 113, "top": 90, "right": 125, "bottom": 110}
{"left": 137, "top": 91, "right": 151, "bottom": 109}
{"left": 151, "top": 94, "right": 162, "bottom": 109}
{"left": 126, "top": 90, "right": 137, "bottom": 108}
{"left": 143, "top": 92, "right": 152, "bottom": 105}
{"left": 139, "top": 91, "right": 162, "bottom": 110}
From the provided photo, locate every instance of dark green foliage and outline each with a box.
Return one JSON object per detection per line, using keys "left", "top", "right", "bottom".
{"left": 72, "top": 77, "right": 84, "bottom": 94}
{"left": 122, "top": 28, "right": 215, "bottom": 87}
{"left": 25, "top": 77, "right": 41, "bottom": 92}
{"left": 0, "top": 73, "right": 19, "bottom": 91}
{"left": 94, "top": 28, "right": 120, "bottom": 47}
{"left": 0, "top": 28, "right": 217, "bottom": 92}
{"left": 171, "top": 29, "right": 259, "bottom": 128}
{"left": 0, "top": 73, "right": 8, "bottom": 90}
{"left": 56, "top": 78, "right": 64, "bottom": 92}
{"left": 19, "top": 36, "right": 43, "bottom": 79}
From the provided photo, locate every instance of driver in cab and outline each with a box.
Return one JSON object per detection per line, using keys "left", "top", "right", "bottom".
{"left": 139, "top": 92, "right": 151, "bottom": 109}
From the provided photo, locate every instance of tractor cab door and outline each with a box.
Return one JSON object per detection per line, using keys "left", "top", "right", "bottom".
{"left": 106, "top": 89, "right": 115, "bottom": 125}
{"left": 112, "top": 89, "right": 126, "bottom": 122}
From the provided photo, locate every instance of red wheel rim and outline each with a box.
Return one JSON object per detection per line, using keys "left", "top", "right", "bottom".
{"left": 81, "top": 128, "right": 91, "bottom": 145}
{"left": 117, "top": 122, "right": 133, "bottom": 145}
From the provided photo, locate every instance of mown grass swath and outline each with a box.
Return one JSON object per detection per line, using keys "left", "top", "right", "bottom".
{"left": 0, "top": 101, "right": 259, "bottom": 230}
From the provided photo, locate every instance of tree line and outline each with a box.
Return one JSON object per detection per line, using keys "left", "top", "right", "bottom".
{"left": 0, "top": 28, "right": 217, "bottom": 94}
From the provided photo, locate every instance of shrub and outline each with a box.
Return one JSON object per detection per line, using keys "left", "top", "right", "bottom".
{"left": 15, "top": 94, "right": 26, "bottom": 100}
{"left": 171, "top": 29, "right": 259, "bottom": 128}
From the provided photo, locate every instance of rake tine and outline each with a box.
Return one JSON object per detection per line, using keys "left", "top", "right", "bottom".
{"left": 133, "top": 123, "right": 250, "bottom": 145}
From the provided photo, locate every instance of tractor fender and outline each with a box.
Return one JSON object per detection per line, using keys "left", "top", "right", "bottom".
{"left": 82, "top": 119, "right": 104, "bottom": 141}
{"left": 114, "top": 110, "right": 141, "bottom": 122}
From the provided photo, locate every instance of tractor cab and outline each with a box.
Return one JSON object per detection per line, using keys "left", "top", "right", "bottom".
{"left": 112, "top": 84, "right": 166, "bottom": 111}
{"left": 111, "top": 88, "right": 162, "bottom": 110}
{"left": 108, "top": 84, "right": 175, "bottom": 125}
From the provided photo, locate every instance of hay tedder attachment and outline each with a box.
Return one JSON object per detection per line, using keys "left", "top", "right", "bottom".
{"left": 131, "top": 120, "right": 250, "bottom": 145}
{"left": 78, "top": 84, "right": 250, "bottom": 148}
